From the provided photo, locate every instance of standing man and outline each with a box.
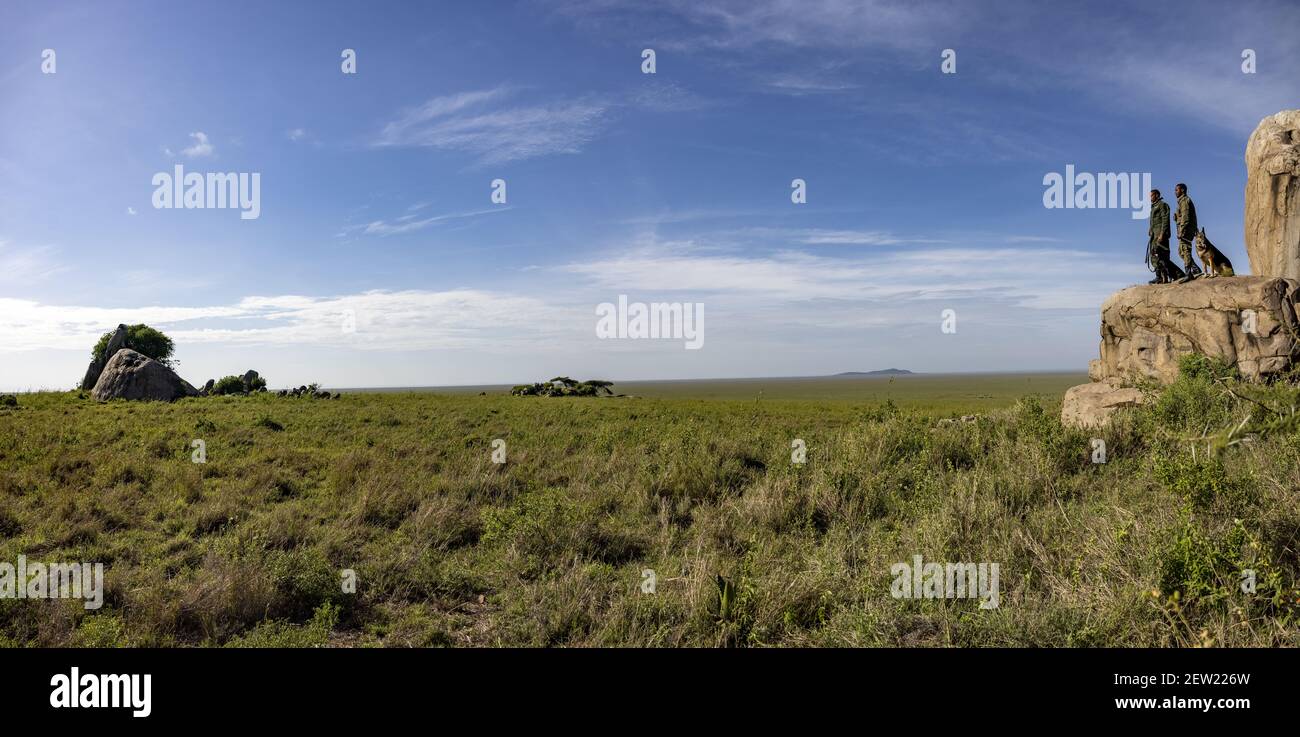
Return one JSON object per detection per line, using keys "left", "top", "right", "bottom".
{"left": 1147, "top": 189, "right": 1184, "bottom": 284}
{"left": 1173, "top": 182, "right": 1202, "bottom": 279}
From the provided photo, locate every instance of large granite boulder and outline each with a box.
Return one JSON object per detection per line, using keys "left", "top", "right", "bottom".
{"left": 1063, "top": 277, "right": 1300, "bottom": 428}
{"left": 91, "top": 349, "right": 199, "bottom": 402}
{"left": 80, "top": 324, "right": 128, "bottom": 391}
{"left": 1063, "top": 110, "right": 1300, "bottom": 428}
{"left": 1089, "top": 277, "right": 1300, "bottom": 384}
{"left": 1245, "top": 110, "right": 1300, "bottom": 279}
{"left": 1061, "top": 379, "right": 1146, "bottom": 429}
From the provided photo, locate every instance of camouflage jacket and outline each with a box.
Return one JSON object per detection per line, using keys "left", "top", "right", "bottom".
{"left": 1149, "top": 198, "right": 1170, "bottom": 244}
{"left": 1175, "top": 194, "right": 1197, "bottom": 239}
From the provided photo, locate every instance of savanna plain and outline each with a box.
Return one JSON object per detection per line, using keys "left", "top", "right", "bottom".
{"left": 2, "top": 368, "right": 1298, "bottom": 647}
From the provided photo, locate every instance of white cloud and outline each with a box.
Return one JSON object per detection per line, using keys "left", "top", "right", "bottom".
{"left": 126, "top": 207, "right": 137, "bottom": 216}
{"left": 0, "top": 289, "right": 584, "bottom": 354}
{"left": 287, "top": 128, "right": 307, "bottom": 142}
{"left": 627, "top": 80, "right": 710, "bottom": 112}
{"left": 373, "top": 86, "right": 612, "bottom": 165}
{"left": 181, "top": 131, "right": 214, "bottom": 158}
{"left": 753, "top": 228, "right": 951, "bottom": 246}
{"left": 0, "top": 236, "right": 1128, "bottom": 387}
{"left": 762, "top": 73, "right": 859, "bottom": 95}
{"left": 0, "top": 240, "right": 68, "bottom": 284}
{"left": 551, "top": 0, "right": 961, "bottom": 51}
{"left": 348, "top": 206, "right": 510, "bottom": 237}
{"left": 1085, "top": 49, "right": 1300, "bottom": 134}
{"left": 560, "top": 239, "right": 1131, "bottom": 310}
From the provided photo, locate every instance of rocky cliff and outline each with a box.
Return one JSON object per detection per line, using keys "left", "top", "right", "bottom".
{"left": 1063, "top": 110, "right": 1300, "bottom": 428}
{"left": 1091, "top": 277, "right": 1299, "bottom": 384}
{"left": 1245, "top": 110, "right": 1300, "bottom": 279}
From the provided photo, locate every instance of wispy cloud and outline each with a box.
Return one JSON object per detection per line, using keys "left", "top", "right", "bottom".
{"left": 0, "top": 240, "right": 68, "bottom": 284}
{"left": 762, "top": 73, "right": 859, "bottom": 95}
{"left": 1002, "top": 235, "right": 1062, "bottom": 244}
{"left": 617, "top": 208, "right": 766, "bottom": 226}
{"left": 344, "top": 206, "right": 511, "bottom": 237}
{"left": 560, "top": 238, "right": 1131, "bottom": 310}
{"left": 373, "top": 86, "right": 612, "bottom": 165}
{"left": 779, "top": 228, "right": 950, "bottom": 246}
{"left": 180, "top": 131, "right": 214, "bottom": 158}
{"left": 552, "top": 0, "right": 1300, "bottom": 138}
{"left": 550, "top": 0, "right": 962, "bottom": 51}
{"left": 627, "top": 80, "right": 712, "bottom": 112}
{"left": 0, "top": 289, "right": 582, "bottom": 354}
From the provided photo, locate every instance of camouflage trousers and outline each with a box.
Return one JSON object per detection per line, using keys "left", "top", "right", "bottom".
{"left": 1178, "top": 236, "right": 1202, "bottom": 275}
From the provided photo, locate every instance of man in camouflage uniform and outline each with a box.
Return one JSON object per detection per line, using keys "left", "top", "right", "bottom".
{"left": 1173, "top": 182, "right": 1202, "bottom": 279}
{"left": 1146, "top": 189, "right": 1184, "bottom": 284}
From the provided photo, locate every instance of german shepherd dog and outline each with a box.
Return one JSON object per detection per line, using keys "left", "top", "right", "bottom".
{"left": 1194, "top": 228, "right": 1235, "bottom": 277}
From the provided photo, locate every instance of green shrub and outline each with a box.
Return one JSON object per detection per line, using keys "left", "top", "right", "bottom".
{"left": 1153, "top": 451, "right": 1252, "bottom": 511}
{"left": 1143, "top": 353, "right": 1275, "bottom": 444}
{"left": 1012, "top": 396, "right": 1088, "bottom": 475}
{"left": 511, "top": 378, "right": 615, "bottom": 397}
{"left": 210, "top": 374, "right": 267, "bottom": 396}
{"left": 1157, "top": 514, "right": 1254, "bottom": 605}
{"left": 92, "top": 324, "right": 175, "bottom": 367}
{"left": 211, "top": 376, "right": 246, "bottom": 396}
{"left": 1178, "top": 353, "right": 1238, "bottom": 382}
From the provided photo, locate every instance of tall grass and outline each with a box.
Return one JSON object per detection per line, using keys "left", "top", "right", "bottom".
{"left": 0, "top": 373, "right": 1296, "bottom": 647}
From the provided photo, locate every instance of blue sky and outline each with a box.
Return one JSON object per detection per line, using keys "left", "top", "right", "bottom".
{"left": 1, "top": 0, "right": 1297, "bottom": 390}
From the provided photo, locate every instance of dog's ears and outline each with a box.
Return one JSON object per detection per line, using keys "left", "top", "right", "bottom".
{"left": 1199, "top": 227, "right": 1206, "bottom": 235}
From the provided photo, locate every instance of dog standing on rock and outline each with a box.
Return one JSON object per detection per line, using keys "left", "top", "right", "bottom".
{"left": 1194, "top": 229, "right": 1235, "bottom": 277}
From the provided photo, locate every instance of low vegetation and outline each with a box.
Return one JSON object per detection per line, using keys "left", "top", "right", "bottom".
{"left": 211, "top": 374, "right": 267, "bottom": 396}
{"left": 510, "top": 377, "right": 615, "bottom": 397}
{"left": 0, "top": 365, "right": 1297, "bottom": 647}
{"left": 92, "top": 325, "right": 176, "bottom": 368}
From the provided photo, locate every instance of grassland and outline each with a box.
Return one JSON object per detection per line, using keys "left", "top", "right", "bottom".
{"left": 0, "top": 368, "right": 1297, "bottom": 647}
{"left": 352, "top": 372, "right": 1089, "bottom": 411}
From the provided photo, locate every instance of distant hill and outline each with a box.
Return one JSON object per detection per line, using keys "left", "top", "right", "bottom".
{"left": 832, "top": 369, "right": 914, "bottom": 376}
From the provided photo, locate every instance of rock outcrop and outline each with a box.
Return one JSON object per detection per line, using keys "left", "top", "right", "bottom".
{"left": 1091, "top": 276, "right": 1300, "bottom": 384}
{"left": 1063, "top": 277, "right": 1300, "bottom": 427}
{"left": 1061, "top": 379, "right": 1146, "bottom": 429}
{"left": 80, "top": 324, "right": 128, "bottom": 391}
{"left": 1245, "top": 110, "right": 1300, "bottom": 279}
{"left": 1063, "top": 110, "right": 1300, "bottom": 428}
{"left": 91, "top": 349, "right": 200, "bottom": 402}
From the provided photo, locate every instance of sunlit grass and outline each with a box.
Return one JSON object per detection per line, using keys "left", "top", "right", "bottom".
{"left": 0, "top": 371, "right": 1295, "bottom": 647}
